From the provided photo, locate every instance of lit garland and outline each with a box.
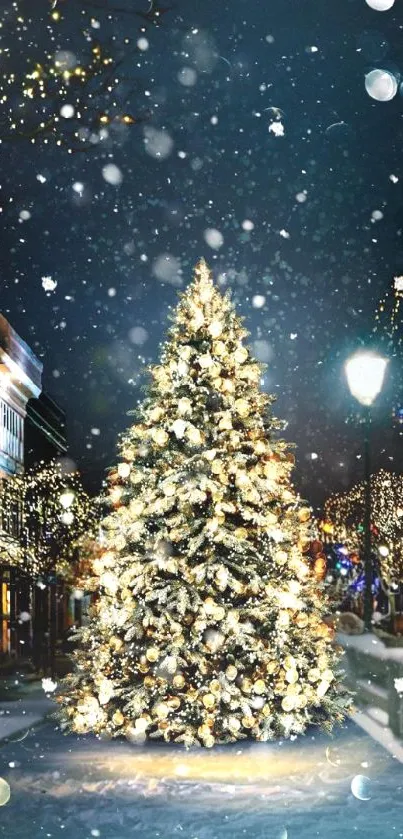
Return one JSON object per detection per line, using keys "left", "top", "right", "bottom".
{"left": 58, "top": 259, "right": 352, "bottom": 748}
{"left": 374, "top": 275, "right": 403, "bottom": 352}
{"left": 0, "top": 1, "right": 170, "bottom": 150}
{"left": 0, "top": 459, "right": 97, "bottom": 580}
{"left": 324, "top": 469, "right": 403, "bottom": 585}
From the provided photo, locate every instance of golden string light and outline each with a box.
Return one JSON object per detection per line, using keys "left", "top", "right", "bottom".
{"left": 324, "top": 469, "right": 403, "bottom": 583}
{"left": 0, "top": 1, "right": 163, "bottom": 150}
{"left": 0, "top": 459, "right": 96, "bottom": 579}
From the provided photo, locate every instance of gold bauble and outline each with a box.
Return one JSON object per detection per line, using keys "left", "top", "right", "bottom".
{"left": 281, "top": 695, "right": 296, "bottom": 712}
{"left": 274, "top": 680, "right": 286, "bottom": 695}
{"left": 296, "top": 613, "right": 308, "bottom": 628}
{"left": 285, "top": 669, "right": 298, "bottom": 684}
{"left": 284, "top": 655, "right": 296, "bottom": 669}
{"left": 209, "top": 320, "right": 223, "bottom": 338}
{"left": 234, "top": 346, "right": 249, "bottom": 364}
{"left": 210, "top": 679, "right": 221, "bottom": 695}
{"left": 202, "top": 693, "right": 216, "bottom": 709}
{"left": 139, "top": 662, "right": 149, "bottom": 674}
{"left": 228, "top": 716, "right": 241, "bottom": 732}
{"left": 214, "top": 606, "right": 226, "bottom": 621}
{"left": 242, "top": 716, "right": 255, "bottom": 729}
{"left": 112, "top": 710, "right": 124, "bottom": 727}
{"left": 144, "top": 676, "right": 155, "bottom": 688}
{"left": 152, "top": 428, "right": 169, "bottom": 447}
{"left": 234, "top": 398, "right": 249, "bottom": 417}
{"left": 226, "top": 665, "right": 237, "bottom": 681}
{"left": 308, "top": 668, "right": 321, "bottom": 683}
{"left": 109, "top": 636, "right": 124, "bottom": 652}
{"left": 240, "top": 677, "right": 252, "bottom": 694}
{"left": 266, "top": 661, "right": 278, "bottom": 675}
{"left": 173, "top": 674, "right": 185, "bottom": 689}
{"left": 277, "top": 611, "right": 290, "bottom": 628}
{"left": 253, "top": 679, "right": 266, "bottom": 695}
{"left": 198, "top": 724, "right": 211, "bottom": 739}
{"left": 167, "top": 696, "right": 181, "bottom": 710}
{"left": 213, "top": 341, "right": 226, "bottom": 356}
{"left": 204, "top": 735, "right": 215, "bottom": 748}
{"left": 298, "top": 507, "right": 311, "bottom": 523}
{"left": 154, "top": 702, "right": 169, "bottom": 719}
{"left": 234, "top": 527, "right": 248, "bottom": 540}
{"left": 146, "top": 647, "right": 160, "bottom": 663}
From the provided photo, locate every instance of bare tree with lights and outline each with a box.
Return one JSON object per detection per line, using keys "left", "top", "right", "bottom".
{"left": 58, "top": 259, "right": 352, "bottom": 746}
{"left": 0, "top": 0, "right": 172, "bottom": 151}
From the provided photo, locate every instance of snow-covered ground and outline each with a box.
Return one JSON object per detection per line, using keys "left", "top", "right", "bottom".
{"left": 0, "top": 716, "right": 402, "bottom": 839}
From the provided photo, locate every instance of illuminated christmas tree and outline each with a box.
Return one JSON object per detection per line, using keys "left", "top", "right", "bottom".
{"left": 58, "top": 259, "right": 352, "bottom": 746}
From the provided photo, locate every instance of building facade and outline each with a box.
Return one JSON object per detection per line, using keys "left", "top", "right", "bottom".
{"left": 0, "top": 314, "right": 68, "bottom": 662}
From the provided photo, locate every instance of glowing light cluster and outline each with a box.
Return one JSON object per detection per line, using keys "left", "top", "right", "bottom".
{"left": 0, "top": 459, "right": 96, "bottom": 579}
{"left": 324, "top": 469, "right": 403, "bottom": 584}
{"left": 0, "top": 1, "right": 170, "bottom": 150}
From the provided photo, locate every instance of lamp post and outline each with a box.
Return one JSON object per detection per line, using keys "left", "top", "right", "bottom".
{"left": 344, "top": 351, "right": 388, "bottom": 631}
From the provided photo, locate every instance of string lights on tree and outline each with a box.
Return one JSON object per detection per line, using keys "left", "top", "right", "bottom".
{"left": 57, "top": 259, "right": 352, "bottom": 747}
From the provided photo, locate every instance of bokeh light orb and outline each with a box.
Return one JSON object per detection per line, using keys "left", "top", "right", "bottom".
{"left": 0, "top": 778, "right": 11, "bottom": 807}
{"left": 351, "top": 774, "right": 372, "bottom": 800}
{"left": 365, "top": 68, "right": 398, "bottom": 100}
{"left": 365, "top": 0, "right": 394, "bottom": 9}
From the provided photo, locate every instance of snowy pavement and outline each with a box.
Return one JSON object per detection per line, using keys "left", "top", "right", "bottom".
{"left": 0, "top": 716, "right": 402, "bottom": 839}
{"left": 0, "top": 684, "right": 54, "bottom": 742}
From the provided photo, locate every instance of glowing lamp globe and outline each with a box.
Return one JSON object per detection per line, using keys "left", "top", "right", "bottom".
{"left": 345, "top": 351, "right": 388, "bottom": 406}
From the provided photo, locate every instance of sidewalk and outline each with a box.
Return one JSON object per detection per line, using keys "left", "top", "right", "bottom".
{"left": 0, "top": 680, "right": 55, "bottom": 742}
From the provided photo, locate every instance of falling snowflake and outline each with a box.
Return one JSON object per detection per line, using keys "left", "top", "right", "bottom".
{"left": 42, "top": 677, "right": 57, "bottom": 693}
{"left": 269, "top": 121, "right": 285, "bottom": 137}
{"left": 394, "top": 677, "right": 403, "bottom": 694}
{"left": 41, "top": 276, "right": 57, "bottom": 292}
{"left": 394, "top": 276, "right": 403, "bottom": 293}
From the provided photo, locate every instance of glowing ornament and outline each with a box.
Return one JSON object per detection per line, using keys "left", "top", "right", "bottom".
{"left": 209, "top": 320, "right": 223, "bottom": 338}
{"left": 186, "top": 425, "right": 202, "bottom": 445}
{"left": 149, "top": 406, "right": 164, "bottom": 422}
{"left": 100, "top": 571, "right": 118, "bottom": 594}
{"left": 285, "top": 669, "right": 299, "bottom": 684}
{"left": 234, "top": 398, "right": 250, "bottom": 417}
{"left": 234, "top": 346, "right": 248, "bottom": 364}
{"left": 298, "top": 507, "right": 311, "bottom": 522}
{"left": 117, "top": 462, "right": 131, "bottom": 479}
{"left": 281, "top": 695, "right": 296, "bottom": 711}
{"left": 202, "top": 693, "right": 216, "bottom": 708}
{"left": 228, "top": 716, "right": 241, "bottom": 732}
{"left": 112, "top": 710, "right": 124, "bottom": 726}
{"left": 178, "top": 397, "right": 192, "bottom": 415}
{"left": 152, "top": 428, "right": 169, "bottom": 446}
{"left": 146, "top": 647, "right": 160, "bottom": 662}
{"left": 226, "top": 664, "right": 237, "bottom": 681}
{"left": 177, "top": 360, "right": 189, "bottom": 376}
{"left": 253, "top": 679, "right": 266, "bottom": 695}
{"left": 173, "top": 674, "right": 185, "bottom": 688}
{"left": 199, "top": 353, "right": 213, "bottom": 368}
{"left": 154, "top": 702, "right": 169, "bottom": 719}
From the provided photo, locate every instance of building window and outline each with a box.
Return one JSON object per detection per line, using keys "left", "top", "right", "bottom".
{"left": 0, "top": 399, "right": 23, "bottom": 466}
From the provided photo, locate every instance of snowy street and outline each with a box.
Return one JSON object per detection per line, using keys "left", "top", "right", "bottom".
{"left": 1, "top": 716, "right": 402, "bottom": 839}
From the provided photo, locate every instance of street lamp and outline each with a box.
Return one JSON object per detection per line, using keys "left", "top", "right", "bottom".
{"left": 345, "top": 350, "right": 388, "bottom": 630}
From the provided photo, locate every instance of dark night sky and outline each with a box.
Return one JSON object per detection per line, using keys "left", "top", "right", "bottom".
{"left": 1, "top": 0, "right": 402, "bottom": 507}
